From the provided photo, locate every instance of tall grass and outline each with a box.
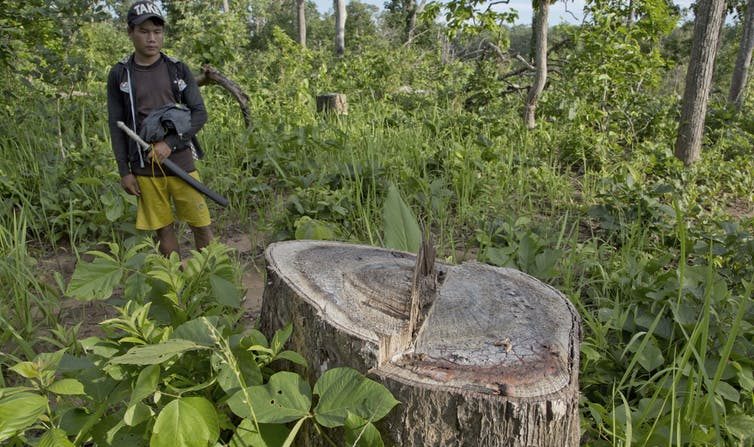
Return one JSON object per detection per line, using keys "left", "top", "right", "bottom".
{"left": 0, "top": 210, "right": 55, "bottom": 360}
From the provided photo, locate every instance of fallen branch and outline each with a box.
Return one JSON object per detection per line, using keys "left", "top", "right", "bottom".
{"left": 196, "top": 64, "right": 251, "bottom": 129}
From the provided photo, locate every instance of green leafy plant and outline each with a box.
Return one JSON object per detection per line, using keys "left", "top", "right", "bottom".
{"left": 1, "top": 241, "right": 399, "bottom": 446}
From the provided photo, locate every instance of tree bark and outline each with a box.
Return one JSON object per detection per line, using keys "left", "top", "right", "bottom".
{"left": 195, "top": 64, "right": 252, "bottom": 128}
{"left": 296, "top": 0, "right": 307, "bottom": 48}
{"left": 316, "top": 93, "right": 348, "bottom": 114}
{"left": 259, "top": 241, "right": 581, "bottom": 446}
{"left": 222, "top": 0, "right": 230, "bottom": 13}
{"left": 406, "top": 0, "right": 417, "bottom": 44}
{"left": 524, "top": 0, "right": 549, "bottom": 129}
{"left": 334, "top": 0, "right": 347, "bottom": 56}
{"left": 674, "top": 0, "right": 726, "bottom": 165}
{"left": 729, "top": 0, "right": 754, "bottom": 110}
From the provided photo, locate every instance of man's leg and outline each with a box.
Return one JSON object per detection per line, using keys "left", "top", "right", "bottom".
{"left": 190, "top": 225, "right": 213, "bottom": 251}
{"left": 156, "top": 224, "right": 180, "bottom": 256}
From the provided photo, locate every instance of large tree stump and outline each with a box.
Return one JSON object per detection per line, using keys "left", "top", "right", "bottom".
{"left": 259, "top": 241, "right": 581, "bottom": 446}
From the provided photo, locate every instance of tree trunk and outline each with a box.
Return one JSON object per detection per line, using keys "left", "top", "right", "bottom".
{"left": 674, "top": 0, "right": 726, "bottom": 165}
{"left": 297, "top": 0, "right": 307, "bottom": 48}
{"left": 334, "top": 0, "right": 347, "bottom": 56}
{"left": 222, "top": 0, "right": 230, "bottom": 13}
{"left": 729, "top": 0, "right": 754, "bottom": 110}
{"left": 524, "top": 0, "right": 549, "bottom": 129}
{"left": 626, "top": 0, "right": 635, "bottom": 27}
{"left": 259, "top": 241, "right": 581, "bottom": 446}
{"left": 406, "top": 0, "right": 418, "bottom": 44}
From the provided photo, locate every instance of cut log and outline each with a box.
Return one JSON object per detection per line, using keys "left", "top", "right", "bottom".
{"left": 316, "top": 93, "right": 348, "bottom": 115}
{"left": 259, "top": 240, "right": 580, "bottom": 446}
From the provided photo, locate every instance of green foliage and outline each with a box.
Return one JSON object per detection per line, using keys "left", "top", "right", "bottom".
{"left": 1, "top": 241, "right": 399, "bottom": 446}
{"left": 169, "top": 2, "right": 251, "bottom": 69}
{"left": 313, "top": 367, "right": 400, "bottom": 427}
{"left": 383, "top": 184, "right": 422, "bottom": 253}
{"left": 546, "top": 0, "right": 679, "bottom": 166}
{"left": 424, "top": 0, "right": 518, "bottom": 38}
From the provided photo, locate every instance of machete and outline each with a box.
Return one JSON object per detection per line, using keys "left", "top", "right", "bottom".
{"left": 117, "top": 121, "right": 228, "bottom": 208}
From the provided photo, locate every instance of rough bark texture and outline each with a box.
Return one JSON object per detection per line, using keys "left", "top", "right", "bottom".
{"left": 334, "top": 0, "right": 347, "bottom": 56}
{"left": 674, "top": 0, "right": 726, "bottom": 165}
{"left": 316, "top": 93, "right": 348, "bottom": 114}
{"left": 259, "top": 241, "right": 581, "bottom": 446}
{"left": 729, "top": 0, "right": 754, "bottom": 109}
{"left": 196, "top": 64, "right": 251, "bottom": 128}
{"left": 297, "top": 0, "right": 307, "bottom": 48}
{"left": 524, "top": 0, "right": 549, "bottom": 129}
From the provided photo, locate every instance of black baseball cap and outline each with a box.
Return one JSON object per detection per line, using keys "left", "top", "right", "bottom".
{"left": 127, "top": 1, "right": 166, "bottom": 26}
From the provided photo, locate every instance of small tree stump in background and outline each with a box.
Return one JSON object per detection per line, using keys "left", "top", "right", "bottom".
{"left": 316, "top": 93, "right": 348, "bottom": 115}
{"left": 260, "top": 240, "right": 581, "bottom": 446}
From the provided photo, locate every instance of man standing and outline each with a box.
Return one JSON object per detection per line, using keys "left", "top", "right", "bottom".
{"left": 107, "top": 1, "right": 212, "bottom": 257}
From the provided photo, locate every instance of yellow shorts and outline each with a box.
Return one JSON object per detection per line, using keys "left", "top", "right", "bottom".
{"left": 135, "top": 172, "right": 211, "bottom": 230}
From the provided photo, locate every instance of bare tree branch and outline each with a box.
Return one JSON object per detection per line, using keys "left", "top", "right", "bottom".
{"left": 196, "top": 64, "right": 252, "bottom": 128}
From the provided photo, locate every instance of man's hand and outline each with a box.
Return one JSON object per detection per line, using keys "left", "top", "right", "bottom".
{"left": 149, "top": 141, "right": 171, "bottom": 163}
{"left": 120, "top": 173, "right": 141, "bottom": 196}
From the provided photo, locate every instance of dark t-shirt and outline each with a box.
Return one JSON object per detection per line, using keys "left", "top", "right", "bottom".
{"left": 131, "top": 58, "right": 195, "bottom": 176}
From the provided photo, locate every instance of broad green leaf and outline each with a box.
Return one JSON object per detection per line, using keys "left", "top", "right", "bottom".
{"left": 97, "top": 415, "right": 149, "bottom": 447}
{"left": 242, "top": 329, "right": 269, "bottom": 348}
{"left": 217, "top": 349, "right": 263, "bottom": 395}
{"left": 229, "top": 419, "right": 290, "bottom": 447}
{"left": 210, "top": 274, "right": 242, "bottom": 308}
{"left": 294, "top": 216, "right": 338, "bottom": 241}
{"left": 313, "top": 368, "right": 399, "bottom": 427}
{"left": 484, "top": 246, "right": 515, "bottom": 268}
{"left": 110, "top": 339, "right": 207, "bottom": 365}
{"left": 636, "top": 339, "right": 663, "bottom": 372}
{"left": 726, "top": 414, "right": 754, "bottom": 440}
{"left": 38, "top": 427, "right": 75, "bottom": 447}
{"left": 171, "top": 317, "right": 220, "bottom": 347}
{"left": 0, "top": 392, "right": 48, "bottom": 442}
{"left": 48, "top": 379, "right": 85, "bottom": 395}
{"left": 124, "top": 271, "right": 152, "bottom": 301}
{"left": 124, "top": 401, "right": 153, "bottom": 427}
{"left": 383, "top": 184, "right": 421, "bottom": 253}
{"left": 227, "top": 372, "right": 311, "bottom": 423}
{"left": 271, "top": 323, "right": 293, "bottom": 353}
{"left": 151, "top": 397, "right": 219, "bottom": 447}
{"left": 736, "top": 364, "right": 754, "bottom": 392}
{"left": 713, "top": 381, "right": 740, "bottom": 403}
{"left": 0, "top": 387, "right": 36, "bottom": 398}
{"left": 10, "top": 361, "right": 39, "bottom": 379}
{"left": 344, "top": 412, "right": 384, "bottom": 447}
{"left": 274, "top": 351, "right": 308, "bottom": 368}
{"left": 66, "top": 256, "right": 123, "bottom": 301}
{"left": 105, "top": 195, "right": 124, "bottom": 222}
{"left": 58, "top": 354, "right": 95, "bottom": 373}
{"left": 59, "top": 408, "right": 90, "bottom": 435}
{"left": 130, "top": 364, "right": 160, "bottom": 405}
{"left": 35, "top": 350, "right": 66, "bottom": 372}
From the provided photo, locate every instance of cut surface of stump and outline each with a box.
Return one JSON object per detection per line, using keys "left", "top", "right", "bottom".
{"left": 260, "top": 240, "right": 581, "bottom": 446}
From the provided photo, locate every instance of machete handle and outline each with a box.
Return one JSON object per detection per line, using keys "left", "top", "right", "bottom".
{"left": 116, "top": 121, "right": 229, "bottom": 208}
